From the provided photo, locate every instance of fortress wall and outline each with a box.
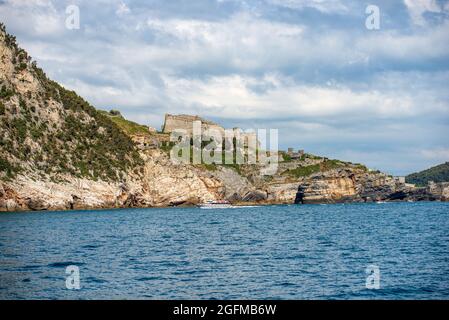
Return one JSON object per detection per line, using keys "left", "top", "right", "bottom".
{"left": 163, "top": 114, "right": 224, "bottom": 135}
{"left": 162, "top": 114, "right": 259, "bottom": 146}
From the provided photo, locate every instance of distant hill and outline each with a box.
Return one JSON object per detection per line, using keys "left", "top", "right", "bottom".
{"left": 406, "top": 162, "right": 449, "bottom": 186}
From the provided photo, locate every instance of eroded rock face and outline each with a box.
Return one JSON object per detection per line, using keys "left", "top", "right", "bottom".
{"left": 294, "top": 169, "right": 396, "bottom": 204}
{"left": 2, "top": 147, "right": 447, "bottom": 212}
{"left": 2, "top": 159, "right": 448, "bottom": 212}
{"left": 208, "top": 167, "right": 254, "bottom": 201}
{"left": 293, "top": 169, "right": 449, "bottom": 204}
{"left": 242, "top": 190, "right": 267, "bottom": 202}
{"left": 138, "top": 150, "right": 223, "bottom": 206}
{"left": 266, "top": 182, "right": 300, "bottom": 204}
{"left": 1, "top": 150, "right": 231, "bottom": 211}
{"left": 427, "top": 182, "right": 449, "bottom": 201}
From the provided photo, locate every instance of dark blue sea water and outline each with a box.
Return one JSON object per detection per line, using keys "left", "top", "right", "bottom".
{"left": 0, "top": 202, "right": 448, "bottom": 300}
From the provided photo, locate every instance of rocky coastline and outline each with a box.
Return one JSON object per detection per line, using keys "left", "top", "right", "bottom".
{"left": 0, "top": 23, "right": 448, "bottom": 213}
{"left": 1, "top": 148, "right": 448, "bottom": 212}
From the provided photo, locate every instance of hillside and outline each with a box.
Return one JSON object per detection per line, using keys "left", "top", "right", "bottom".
{"left": 98, "top": 110, "right": 152, "bottom": 136}
{"left": 406, "top": 162, "right": 449, "bottom": 186}
{"left": 0, "top": 23, "right": 142, "bottom": 182}
{"left": 1, "top": 22, "right": 447, "bottom": 211}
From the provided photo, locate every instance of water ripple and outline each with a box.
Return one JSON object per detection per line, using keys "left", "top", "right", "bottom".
{"left": 0, "top": 202, "right": 448, "bottom": 299}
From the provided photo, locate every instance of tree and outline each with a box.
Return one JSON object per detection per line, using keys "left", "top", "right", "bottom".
{"left": 109, "top": 109, "right": 122, "bottom": 117}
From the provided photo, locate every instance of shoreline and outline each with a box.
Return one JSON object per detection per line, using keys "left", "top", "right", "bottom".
{"left": 1, "top": 199, "right": 447, "bottom": 214}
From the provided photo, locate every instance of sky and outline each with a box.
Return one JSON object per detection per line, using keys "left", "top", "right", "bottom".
{"left": 0, "top": 0, "right": 448, "bottom": 175}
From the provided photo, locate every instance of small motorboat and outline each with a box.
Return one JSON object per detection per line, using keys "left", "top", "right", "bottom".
{"left": 198, "top": 200, "right": 233, "bottom": 209}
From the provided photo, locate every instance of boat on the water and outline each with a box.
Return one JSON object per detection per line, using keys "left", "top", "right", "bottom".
{"left": 198, "top": 200, "right": 233, "bottom": 209}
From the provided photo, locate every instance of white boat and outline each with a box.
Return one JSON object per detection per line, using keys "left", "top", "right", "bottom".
{"left": 198, "top": 200, "right": 233, "bottom": 209}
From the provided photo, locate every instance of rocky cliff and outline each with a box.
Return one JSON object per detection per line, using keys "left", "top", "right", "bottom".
{"left": 0, "top": 24, "right": 447, "bottom": 212}
{"left": 295, "top": 168, "right": 405, "bottom": 204}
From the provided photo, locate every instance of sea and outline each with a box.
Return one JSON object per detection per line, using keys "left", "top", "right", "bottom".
{"left": 0, "top": 202, "right": 448, "bottom": 299}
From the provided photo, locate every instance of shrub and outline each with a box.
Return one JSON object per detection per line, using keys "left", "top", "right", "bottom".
{"left": 17, "top": 62, "right": 27, "bottom": 71}
{"left": 0, "top": 85, "right": 14, "bottom": 99}
{"left": 282, "top": 153, "right": 292, "bottom": 162}
{"left": 283, "top": 160, "right": 346, "bottom": 178}
{"left": 0, "top": 27, "right": 143, "bottom": 181}
{"left": 0, "top": 156, "right": 19, "bottom": 178}
{"left": 109, "top": 109, "right": 122, "bottom": 116}
{"left": 202, "top": 164, "right": 217, "bottom": 171}
{"left": 12, "top": 118, "right": 28, "bottom": 142}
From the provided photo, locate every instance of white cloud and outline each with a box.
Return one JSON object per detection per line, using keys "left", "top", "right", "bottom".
{"left": 140, "top": 13, "right": 449, "bottom": 74}
{"left": 1, "top": 1, "right": 448, "bottom": 174}
{"left": 267, "top": 0, "right": 348, "bottom": 13}
{"left": 357, "top": 22, "right": 449, "bottom": 60}
{"left": 1, "top": 0, "right": 64, "bottom": 36}
{"left": 420, "top": 148, "right": 449, "bottom": 160}
{"left": 116, "top": 1, "right": 130, "bottom": 16}
{"left": 160, "top": 73, "right": 430, "bottom": 120}
{"left": 146, "top": 12, "right": 304, "bottom": 44}
{"left": 403, "top": 0, "right": 444, "bottom": 26}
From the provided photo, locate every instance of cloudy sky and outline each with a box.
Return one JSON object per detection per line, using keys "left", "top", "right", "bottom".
{"left": 1, "top": 0, "right": 448, "bottom": 175}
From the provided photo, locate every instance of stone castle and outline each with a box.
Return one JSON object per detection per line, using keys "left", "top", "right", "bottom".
{"left": 162, "top": 114, "right": 258, "bottom": 145}
{"left": 162, "top": 114, "right": 224, "bottom": 135}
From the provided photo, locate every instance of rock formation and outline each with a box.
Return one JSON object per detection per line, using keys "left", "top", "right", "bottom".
{"left": 0, "top": 24, "right": 447, "bottom": 212}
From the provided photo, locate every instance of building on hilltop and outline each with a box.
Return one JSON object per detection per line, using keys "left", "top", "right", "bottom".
{"left": 162, "top": 114, "right": 224, "bottom": 135}
{"left": 287, "top": 148, "right": 305, "bottom": 160}
{"left": 394, "top": 176, "right": 406, "bottom": 184}
{"left": 162, "top": 114, "right": 260, "bottom": 147}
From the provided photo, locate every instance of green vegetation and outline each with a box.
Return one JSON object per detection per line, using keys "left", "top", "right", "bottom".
{"left": 304, "top": 153, "right": 322, "bottom": 160}
{"left": 202, "top": 164, "right": 218, "bottom": 171}
{"left": 223, "top": 163, "right": 242, "bottom": 174}
{"left": 354, "top": 163, "right": 369, "bottom": 172}
{"left": 159, "top": 142, "right": 174, "bottom": 153}
{"left": 0, "top": 29, "right": 143, "bottom": 181}
{"left": 0, "top": 156, "right": 19, "bottom": 179}
{"left": 282, "top": 153, "right": 292, "bottom": 162}
{"left": 406, "top": 162, "right": 449, "bottom": 186}
{"left": 0, "top": 85, "right": 15, "bottom": 99}
{"left": 16, "top": 62, "right": 27, "bottom": 72}
{"left": 159, "top": 140, "right": 245, "bottom": 174}
{"left": 282, "top": 159, "right": 346, "bottom": 178}
{"left": 99, "top": 110, "right": 150, "bottom": 136}
{"left": 281, "top": 152, "right": 324, "bottom": 162}
{"left": 109, "top": 109, "right": 122, "bottom": 116}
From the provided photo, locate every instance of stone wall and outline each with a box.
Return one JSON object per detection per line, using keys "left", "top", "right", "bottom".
{"left": 162, "top": 114, "right": 224, "bottom": 135}
{"left": 162, "top": 114, "right": 261, "bottom": 150}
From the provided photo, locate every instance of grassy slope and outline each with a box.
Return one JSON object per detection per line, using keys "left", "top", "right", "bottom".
{"left": 282, "top": 159, "right": 358, "bottom": 178}
{"left": 98, "top": 110, "right": 150, "bottom": 136}
{"left": 406, "top": 162, "right": 449, "bottom": 186}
